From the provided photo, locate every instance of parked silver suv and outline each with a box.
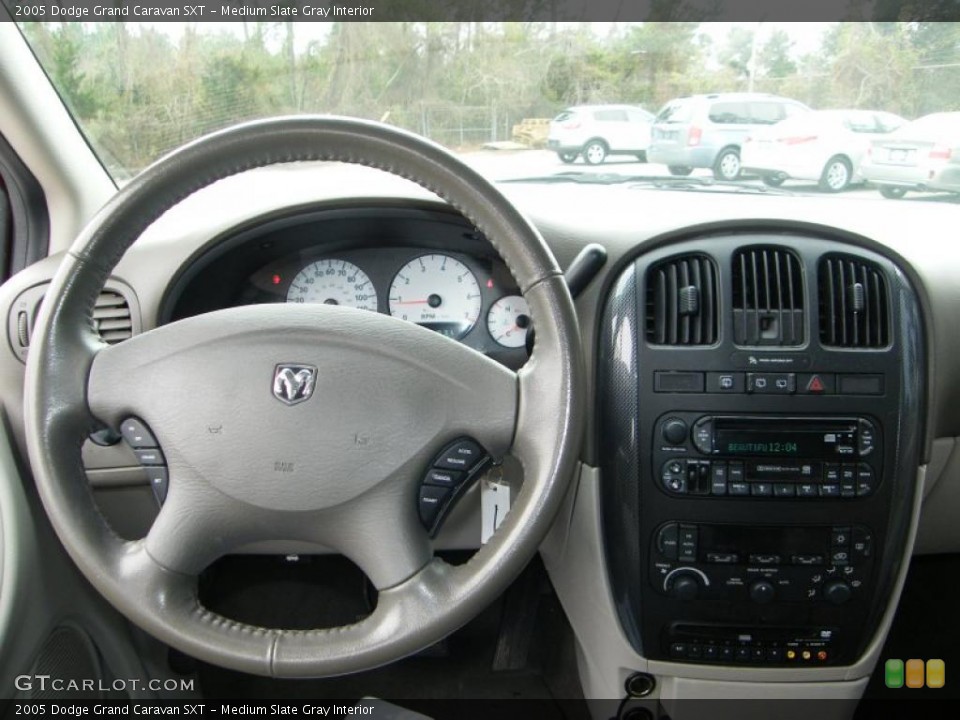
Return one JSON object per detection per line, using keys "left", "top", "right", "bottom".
{"left": 547, "top": 104, "right": 654, "bottom": 165}
{"left": 648, "top": 93, "right": 809, "bottom": 180}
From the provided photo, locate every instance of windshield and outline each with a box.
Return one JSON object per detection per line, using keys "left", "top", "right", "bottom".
{"left": 16, "top": 21, "right": 960, "bottom": 201}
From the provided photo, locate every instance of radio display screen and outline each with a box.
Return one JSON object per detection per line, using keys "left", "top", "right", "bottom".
{"left": 714, "top": 424, "right": 857, "bottom": 457}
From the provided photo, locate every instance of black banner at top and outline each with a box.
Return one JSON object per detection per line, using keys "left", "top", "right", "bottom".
{"left": 2, "top": 0, "right": 959, "bottom": 22}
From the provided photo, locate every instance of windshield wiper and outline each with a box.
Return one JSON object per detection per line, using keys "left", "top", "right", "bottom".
{"left": 501, "top": 172, "right": 793, "bottom": 195}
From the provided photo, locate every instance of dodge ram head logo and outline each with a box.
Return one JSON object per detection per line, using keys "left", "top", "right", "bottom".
{"left": 272, "top": 364, "right": 317, "bottom": 406}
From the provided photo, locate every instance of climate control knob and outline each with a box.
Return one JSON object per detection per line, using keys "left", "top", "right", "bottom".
{"left": 669, "top": 572, "right": 701, "bottom": 602}
{"left": 823, "top": 580, "right": 852, "bottom": 605}
{"left": 749, "top": 579, "right": 776, "bottom": 604}
{"left": 662, "top": 418, "right": 689, "bottom": 445}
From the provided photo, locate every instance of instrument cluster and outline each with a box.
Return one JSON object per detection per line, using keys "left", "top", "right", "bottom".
{"left": 241, "top": 247, "right": 530, "bottom": 363}
{"left": 161, "top": 206, "right": 533, "bottom": 368}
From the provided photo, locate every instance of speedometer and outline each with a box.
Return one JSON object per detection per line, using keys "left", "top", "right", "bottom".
{"left": 286, "top": 259, "right": 377, "bottom": 311}
{"left": 388, "top": 254, "right": 482, "bottom": 339}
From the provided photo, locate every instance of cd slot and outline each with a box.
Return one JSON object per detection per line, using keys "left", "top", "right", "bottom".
{"left": 746, "top": 460, "right": 821, "bottom": 481}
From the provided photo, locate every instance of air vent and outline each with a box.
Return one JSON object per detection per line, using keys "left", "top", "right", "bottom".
{"left": 818, "top": 255, "right": 889, "bottom": 348}
{"left": 8, "top": 284, "right": 138, "bottom": 362}
{"left": 93, "top": 291, "right": 133, "bottom": 344}
{"left": 732, "top": 247, "right": 804, "bottom": 346}
{"left": 645, "top": 254, "right": 718, "bottom": 345}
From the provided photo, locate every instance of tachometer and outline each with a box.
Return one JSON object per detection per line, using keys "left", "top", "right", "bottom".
{"left": 487, "top": 295, "right": 530, "bottom": 348}
{"left": 388, "top": 254, "right": 482, "bottom": 339}
{"left": 286, "top": 259, "right": 377, "bottom": 311}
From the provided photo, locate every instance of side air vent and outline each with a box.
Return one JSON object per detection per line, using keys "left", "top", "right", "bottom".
{"left": 818, "top": 255, "right": 889, "bottom": 348}
{"left": 93, "top": 291, "right": 133, "bottom": 344}
{"left": 732, "top": 246, "right": 804, "bottom": 346}
{"left": 7, "top": 284, "right": 139, "bottom": 362}
{"left": 645, "top": 254, "right": 718, "bottom": 345}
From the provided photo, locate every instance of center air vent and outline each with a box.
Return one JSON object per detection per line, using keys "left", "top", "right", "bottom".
{"left": 92, "top": 291, "right": 133, "bottom": 344}
{"left": 732, "top": 247, "right": 804, "bottom": 346}
{"left": 818, "top": 255, "right": 889, "bottom": 348}
{"left": 645, "top": 254, "right": 718, "bottom": 345}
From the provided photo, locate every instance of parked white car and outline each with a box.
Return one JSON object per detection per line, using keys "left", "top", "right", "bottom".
{"left": 547, "top": 104, "right": 654, "bottom": 165}
{"left": 740, "top": 109, "right": 907, "bottom": 192}
{"left": 860, "top": 112, "right": 960, "bottom": 199}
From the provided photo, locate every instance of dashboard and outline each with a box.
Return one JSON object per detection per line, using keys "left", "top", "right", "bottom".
{"left": 2, "top": 165, "right": 960, "bottom": 700}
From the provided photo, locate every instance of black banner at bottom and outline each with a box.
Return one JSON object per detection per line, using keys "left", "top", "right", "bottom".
{"left": 2, "top": 698, "right": 960, "bottom": 720}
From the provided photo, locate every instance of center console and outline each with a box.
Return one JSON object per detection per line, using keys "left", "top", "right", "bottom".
{"left": 597, "top": 234, "right": 923, "bottom": 671}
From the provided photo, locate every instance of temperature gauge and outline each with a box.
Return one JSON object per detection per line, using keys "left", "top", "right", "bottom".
{"left": 487, "top": 295, "right": 530, "bottom": 348}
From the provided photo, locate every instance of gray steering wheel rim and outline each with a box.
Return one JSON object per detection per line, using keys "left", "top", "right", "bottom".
{"left": 22, "top": 117, "right": 585, "bottom": 677}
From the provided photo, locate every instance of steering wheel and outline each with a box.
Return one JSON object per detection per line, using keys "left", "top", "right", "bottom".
{"left": 23, "top": 117, "right": 584, "bottom": 677}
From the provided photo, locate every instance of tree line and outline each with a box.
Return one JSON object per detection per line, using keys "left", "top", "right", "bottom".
{"left": 19, "top": 21, "right": 960, "bottom": 178}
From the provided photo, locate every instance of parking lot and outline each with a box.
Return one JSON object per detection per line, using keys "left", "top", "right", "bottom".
{"left": 458, "top": 149, "right": 959, "bottom": 204}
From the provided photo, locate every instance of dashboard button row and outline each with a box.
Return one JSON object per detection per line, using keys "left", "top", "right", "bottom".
{"left": 662, "top": 459, "right": 877, "bottom": 497}
{"left": 654, "top": 371, "right": 883, "bottom": 396}
{"left": 669, "top": 642, "right": 831, "bottom": 665}
{"left": 704, "top": 553, "right": 830, "bottom": 567}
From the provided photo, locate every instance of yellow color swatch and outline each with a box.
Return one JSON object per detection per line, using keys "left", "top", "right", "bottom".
{"left": 905, "top": 659, "right": 925, "bottom": 688}
{"left": 926, "top": 659, "right": 945, "bottom": 689}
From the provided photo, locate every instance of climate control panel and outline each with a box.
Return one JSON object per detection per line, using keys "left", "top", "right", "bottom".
{"left": 650, "top": 522, "right": 874, "bottom": 607}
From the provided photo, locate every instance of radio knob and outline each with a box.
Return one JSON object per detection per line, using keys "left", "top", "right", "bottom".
{"left": 662, "top": 418, "right": 689, "bottom": 445}
{"left": 669, "top": 572, "right": 701, "bottom": 602}
{"left": 823, "top": 580, "right": 853, "bottom": 605}
{"left": 749, "top": 579, "right": 776, "bottom": 604}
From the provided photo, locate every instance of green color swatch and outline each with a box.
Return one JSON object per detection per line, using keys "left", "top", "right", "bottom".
{"left": 885, "top": 659, "right": 905, "bottom": 688}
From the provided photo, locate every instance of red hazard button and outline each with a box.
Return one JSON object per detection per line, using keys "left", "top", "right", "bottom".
{"left": 800, "top": 373, "right": 834, "bottom": 394}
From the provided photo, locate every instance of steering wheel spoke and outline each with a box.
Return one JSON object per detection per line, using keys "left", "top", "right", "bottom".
{"left": 141, "top": 465, "right": 251, "bottom": 576}
{"left": 309, "top": 473, "right": 434, "bottom": 591}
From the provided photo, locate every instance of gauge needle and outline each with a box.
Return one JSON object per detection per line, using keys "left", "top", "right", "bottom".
{"left": 394, "top": 299, "right": 429, "bottom": 305}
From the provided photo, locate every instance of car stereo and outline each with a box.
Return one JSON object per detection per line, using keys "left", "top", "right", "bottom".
{"left": 654, "top": 414, "right": 881, "bottom": 499}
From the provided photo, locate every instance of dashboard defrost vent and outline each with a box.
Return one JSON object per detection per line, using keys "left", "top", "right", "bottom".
{"left": 818, "top": 255, "right": 889, "bottom": 348}
{"left": 93, "top": 291, "right": 133, "bottom": 344}
{"left": 732, "top": 247, "right": 804, "bottom": 346}
{"left": 645, "top": 254, "right": 718, "bottom": 345}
